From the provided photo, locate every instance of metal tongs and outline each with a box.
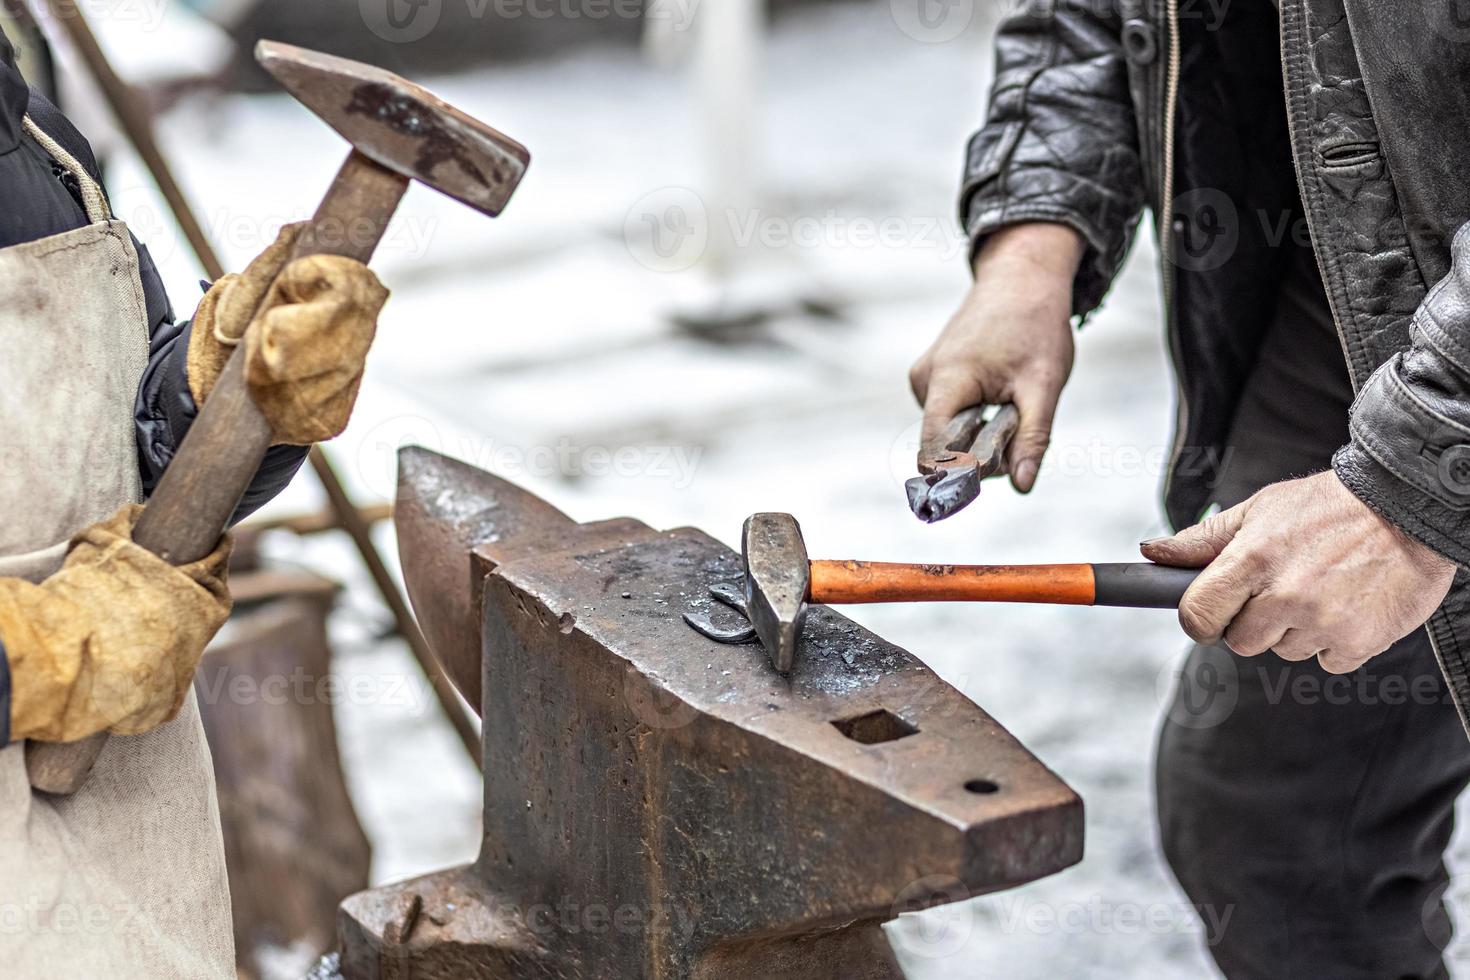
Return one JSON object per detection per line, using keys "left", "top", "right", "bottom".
{"left": 904, "top": 403, "right": 1020, "bottom": 523}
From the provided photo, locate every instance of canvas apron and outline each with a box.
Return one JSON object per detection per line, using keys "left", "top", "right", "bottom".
{"left": 0, "top": 117, "right": 233, "bottom": 978}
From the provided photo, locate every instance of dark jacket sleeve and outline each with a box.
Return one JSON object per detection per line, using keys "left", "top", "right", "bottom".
{"left": 960, "top": 8, "right": 1144, "bottom": 315}
{"left": 1335, "top": 222, "right": 1470, "bottom": 568}
{"left": 133, "top": 264, "right": 309, "bottom": 524}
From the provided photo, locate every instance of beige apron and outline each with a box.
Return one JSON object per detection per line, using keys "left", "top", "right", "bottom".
{"left": 0, "top": 117, "right": 233, "bottom": 978}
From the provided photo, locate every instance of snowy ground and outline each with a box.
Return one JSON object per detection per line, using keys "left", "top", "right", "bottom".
{"left": 79, "top": 2, "right": 1470, "bottom": 977}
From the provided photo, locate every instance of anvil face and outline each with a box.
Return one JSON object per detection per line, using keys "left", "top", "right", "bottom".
{"left": 376, "top": 449, "right": 1082, "bottom": 980}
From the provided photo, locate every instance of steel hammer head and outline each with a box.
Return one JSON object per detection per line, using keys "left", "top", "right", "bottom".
{"left": 256, "top": 41, "right": 530, "bottom": 216}
{"left": 742, "top": 513, "right": 810, "bottom": 673}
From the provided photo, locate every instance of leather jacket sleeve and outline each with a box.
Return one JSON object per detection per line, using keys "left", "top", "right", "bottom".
{"left": 960, "top": 8, "right": 1144, "bottom": 315}
{"left": 1334, "top": 222, "right": 1470, "bottom": 568}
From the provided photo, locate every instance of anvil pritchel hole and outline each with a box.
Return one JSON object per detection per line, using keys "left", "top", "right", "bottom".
{"left": 964, "top": 778, "right": 1000, "bottom": 795}
{"left": 831, "top": 709, "right": 919, "bottom": 745}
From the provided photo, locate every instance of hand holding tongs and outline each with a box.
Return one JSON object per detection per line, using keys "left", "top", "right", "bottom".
{"left": 904, "top": 404, "right": 1020, "bottom": 523}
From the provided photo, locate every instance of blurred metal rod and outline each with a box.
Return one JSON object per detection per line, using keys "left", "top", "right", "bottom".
{"left": 310, "top": 449, "right": 481, "bottom": 766}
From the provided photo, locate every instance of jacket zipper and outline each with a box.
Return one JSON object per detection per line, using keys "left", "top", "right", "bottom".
{"left": 1158, "top": 0, "right": 1191, "bottom": 517}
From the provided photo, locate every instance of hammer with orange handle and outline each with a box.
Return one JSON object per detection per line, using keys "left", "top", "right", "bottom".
{"left": 684, "top": 513, "right": 1200, "bottom": 672}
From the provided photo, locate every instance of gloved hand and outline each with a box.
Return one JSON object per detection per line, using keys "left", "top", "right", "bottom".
{"left": 187, "top": 222, "right": 389, "bottom": 445}
{"left": 2, "top": 506, "right": 232, "bottom": 743}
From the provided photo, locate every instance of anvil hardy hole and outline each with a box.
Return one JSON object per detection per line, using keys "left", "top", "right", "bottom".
{"left": 831, "top": 708, "right": 918, "bottom": 745}
{"left": 964, "top": 778, "right": 1000, "bottom": 795}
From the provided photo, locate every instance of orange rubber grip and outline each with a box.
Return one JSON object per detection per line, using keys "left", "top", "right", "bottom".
{"left": 809, "top": 560, "right": 1097, "bottom": 605}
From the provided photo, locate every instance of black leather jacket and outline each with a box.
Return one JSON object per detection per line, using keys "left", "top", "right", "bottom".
{"left": 961, "top": 0, "right": 1470, "bottom": 730}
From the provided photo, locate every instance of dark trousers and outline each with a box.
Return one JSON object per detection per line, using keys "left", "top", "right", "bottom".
{"left": 1156, "top": 245, "right": 1470, "bottom": 978}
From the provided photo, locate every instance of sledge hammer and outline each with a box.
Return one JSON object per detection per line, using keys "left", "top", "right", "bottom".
{"left": 686, "top": 513, "right": 1202, "bottom": 673}
{"left": 25, "top": 41, "right": 530, "bottom": 795}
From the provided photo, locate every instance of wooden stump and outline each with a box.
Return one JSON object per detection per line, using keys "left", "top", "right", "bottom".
{"left": 197, "top": 574, "right": 372, "bottom": 979}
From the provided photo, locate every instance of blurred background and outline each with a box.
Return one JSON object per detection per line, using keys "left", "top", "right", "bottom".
{"left": 8, "top": 0, "right": 1469, "bottom": 977}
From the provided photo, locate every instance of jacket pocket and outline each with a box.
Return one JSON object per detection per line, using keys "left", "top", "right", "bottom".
{"left": 1317, "top": 139, "right": 1384, "bottom": 178}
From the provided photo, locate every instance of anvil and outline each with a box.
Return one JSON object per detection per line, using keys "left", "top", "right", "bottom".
{"left": 335, "top": 448, "right": 1081, "bottom": 979}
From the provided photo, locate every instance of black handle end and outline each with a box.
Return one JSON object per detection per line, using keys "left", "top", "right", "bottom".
{"left": 1092, "top": 563, "right": 1201, "bottom": 609}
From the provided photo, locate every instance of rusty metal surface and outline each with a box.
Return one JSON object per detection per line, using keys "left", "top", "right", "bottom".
{"left": 256, "top": 41, "right": 530, "bottom": 217}
{"left": 358, "top": 447, "right": 1081, "bottom": 979}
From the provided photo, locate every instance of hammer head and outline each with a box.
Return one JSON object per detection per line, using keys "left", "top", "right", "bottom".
{"left": 742, "top": 513, "right": 810, "bottom": 673}
{"left": 256, "top": 41, "right": 530, "bottom": 217}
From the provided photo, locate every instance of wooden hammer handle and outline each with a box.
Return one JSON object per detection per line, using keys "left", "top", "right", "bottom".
{"left": 809, "top": 561, "right": 1200, "bottom": 609}
{"left": 25, "top": 151, "right": 408, "bottom": 796}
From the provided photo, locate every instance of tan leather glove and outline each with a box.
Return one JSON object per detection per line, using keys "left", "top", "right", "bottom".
{"left": 1, "top": 506, "right": 232, "bottom": 743}
{"left": 187, "top": 223, "right": 389, "bottom": 445}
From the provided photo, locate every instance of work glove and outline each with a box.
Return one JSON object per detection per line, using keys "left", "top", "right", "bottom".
{"left": 2, "top": 506, "right": 232, "bottom": 743}
{"left": 187, "top": 222, "right": 389, "bottom": 445}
